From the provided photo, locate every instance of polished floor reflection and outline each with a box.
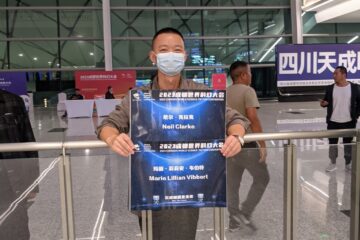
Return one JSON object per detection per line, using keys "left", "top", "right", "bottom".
{"left": 2, "top": 101, "right": 358, "bottom": 240}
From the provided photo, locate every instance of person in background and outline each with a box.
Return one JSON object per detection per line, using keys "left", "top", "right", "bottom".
{"left": 62, "top": 88, "right": 84, "bottom": 117}
{"left": 226, "top": 61, "right": 270, "bottom": 232}
{"left": 69, "top": 88, "right": 84, "bottom": 100}
{"left": 105, "top": 86, "right": 115, "bottom": 99}
{"left": 0, "top": 89, "right": 39, "bottom": 240}
{"left": 320, "top": 66, "right": 360, "bottom": 172}
{"left": 96, "top": 27, "right": 249, "bottom": 240}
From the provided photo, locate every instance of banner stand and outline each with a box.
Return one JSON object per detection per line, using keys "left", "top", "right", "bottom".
{"left": 141, "top": 208, "right": 225, "bottom": 240}
{"left": 141, "top": 210, "right": 147, "bottom": 240}
{"left": 141, "top": 210, "right": 153, "bottom": 240}
{"left": 213, "top": 207, "right": 225, "bottom": 240}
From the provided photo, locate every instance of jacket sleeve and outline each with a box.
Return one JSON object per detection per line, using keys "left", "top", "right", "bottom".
{"left": 19, "top": 97, "right": 40, "bottom": 193}
{"left": 321, "top": 85, "right": 330, "bottom": 108}
{"left": 96, "top": 94, "right": 130, "bottom": 138}
{"left": 225, "top": 106, "right": 250, "bottom": 132}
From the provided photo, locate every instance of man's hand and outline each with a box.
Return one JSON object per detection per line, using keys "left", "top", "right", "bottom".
{"left": 26, "top": 192, "right": 37, "bottom": 200}
{"left": 106, "top": 133, "right": 135, "bottom": 157}
{"left": 220, "top": 135, "right": 242, "bottom": 157}
{"left": 259, "top": 147, "right": 267, "bottom": 163}
{"left": 320, "top": 99, "right": 328, "bottom": 107}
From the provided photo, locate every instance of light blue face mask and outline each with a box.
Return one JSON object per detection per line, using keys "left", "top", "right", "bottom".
{"left": 156, "top": 52, "right": 185, "bottom": 76}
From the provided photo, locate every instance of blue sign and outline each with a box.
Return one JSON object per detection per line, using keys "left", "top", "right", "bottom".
{"left": 130, "top": 90, "right": 226, "bottom": 210}
{"left": 276, "top": 44, "right": 360, "bottom": 87}
{"left": 0, "top": 72, "right": 27, "bottom": 95}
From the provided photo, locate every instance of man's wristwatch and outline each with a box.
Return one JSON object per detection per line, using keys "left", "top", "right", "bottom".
{"left": 232, "top": 135, "right": 245, "bottom": 146}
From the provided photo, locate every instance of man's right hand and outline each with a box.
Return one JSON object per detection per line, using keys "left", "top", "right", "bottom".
{"left": 106, "top": 133, "right": 135, "bottom": 157}
{"left": 320, "top": 99, "right": 328, "bottom": 107}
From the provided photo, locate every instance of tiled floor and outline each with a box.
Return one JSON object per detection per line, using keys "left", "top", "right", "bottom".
{"left": 1, "top": 101, "right": 359, "bottom": 240}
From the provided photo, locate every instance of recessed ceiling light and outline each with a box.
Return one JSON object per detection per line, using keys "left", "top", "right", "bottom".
{"left": 89, "top": 52, "right": 94, "bottom": 56}
{"left": 33, "top": 57, "right": 38, "bottom": 61}
{"left": 18, "top": 53, "right": 24, "bottom": 57}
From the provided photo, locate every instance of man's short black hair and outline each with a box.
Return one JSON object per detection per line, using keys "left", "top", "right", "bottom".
{"left": 335, "top": 66, "right": 347, "bottom": 76}
{"left": 107, "top": 86, "right": 112, "bottom": 90}
{"left": 152, "top": 27, "right": 184, "bottom": 49}
{"left": 229, "top": 61, "right": 249, "bottom": 81}
{"left": 75, "top": 88, "right": 80, "bottom": 91}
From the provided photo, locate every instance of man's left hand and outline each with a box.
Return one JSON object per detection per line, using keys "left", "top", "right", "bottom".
{"left": 220, "top": 135, "right": 242, "bottom": 157}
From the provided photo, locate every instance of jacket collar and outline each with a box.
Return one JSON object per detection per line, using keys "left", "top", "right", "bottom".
{"left": 151, "top": 75, "right": 184, "bottom": 90}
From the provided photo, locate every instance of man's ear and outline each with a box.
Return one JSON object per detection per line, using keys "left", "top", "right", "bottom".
{"left": 149, "top": 51, "right": 156, "bottom": 65}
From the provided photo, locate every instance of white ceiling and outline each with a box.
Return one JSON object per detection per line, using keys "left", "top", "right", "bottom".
{"left": 303, "top": 0, "right": 360, "bottom": 23}
{"left": 321, "top": 9, "right": 360, "bottom": 23}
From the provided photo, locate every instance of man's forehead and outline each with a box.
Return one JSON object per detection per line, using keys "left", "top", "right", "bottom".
{"left": 157, "top": 43, "right": 183, "bottom": 47}
{"left": 154, "top": 34, "right": 184, "bottom": 45}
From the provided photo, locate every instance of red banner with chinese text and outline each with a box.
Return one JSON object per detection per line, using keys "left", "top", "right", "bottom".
{"left": 75, "top": 70, "right": 136, "bottom": 99}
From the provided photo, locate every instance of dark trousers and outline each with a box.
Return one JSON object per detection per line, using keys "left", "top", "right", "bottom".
{"left": 138, "top": 208, "right": 199, "bottom": 240}
{"left": 227, "top": 142, "right": 270, "bottom": 226}
{"left": 327, "top": 121, "right": 356, "bottom": 165}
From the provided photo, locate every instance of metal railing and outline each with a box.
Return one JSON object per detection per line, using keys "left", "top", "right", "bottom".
{"left": 0, "top": 129, "right": 359, "bottom": 240}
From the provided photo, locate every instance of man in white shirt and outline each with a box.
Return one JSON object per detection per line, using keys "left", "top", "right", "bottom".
{"left": 320, "top": 66, "right": 360, "bottom": 172}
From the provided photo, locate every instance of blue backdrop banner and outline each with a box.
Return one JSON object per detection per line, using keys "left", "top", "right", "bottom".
{"left": 276, "top": 44, "right": 360, "bottom": 87}
{"left": 0, "top": 72, "right": 27, "bottom": 95}
{"left": 130, "top": 90, "right": 226, "bottom": 210}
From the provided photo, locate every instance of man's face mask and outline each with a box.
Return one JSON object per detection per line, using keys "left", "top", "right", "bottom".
{"left": 156, "top": 52, "right": 185, "bottom": 76}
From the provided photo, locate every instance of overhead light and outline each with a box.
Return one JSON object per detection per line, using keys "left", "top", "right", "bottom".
{"left": 347, "top": 36, "right": 359, "bottom": 44}
{"left": 259, "top": 37, "right": 283, "bottom": 63}
{"left": 48, "top": 61, "right": 52, "bottom": 64}
{"left": 89, "top": 52, "right": 94, "bottom": 56}
{"left": 264, "top": 23, "right": 276, "bottom": 30}
{"left": 57, "top": 63, "right": 60, "bottom": 67}
{"left": 304, "top": 0, "right": 334, "bottom": 12}
{"left": 33, "top": 57, "right": 38, "bottom": 61}
{"left": 18, "top": 53, "right": 23, "bottom": 57}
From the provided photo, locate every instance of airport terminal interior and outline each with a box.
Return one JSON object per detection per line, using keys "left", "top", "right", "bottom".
{"left": 1, "top": 0, "right": 360, "bottom": 239}
{"left": 19, "top": 102, "right": 358, "bottom": 240}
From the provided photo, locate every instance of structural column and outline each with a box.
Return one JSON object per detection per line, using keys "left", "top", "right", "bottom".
{"left": 102, "top": 0, "right": 113, "bottom": 71}
{"left": 291, "top": 0, "right": 303, "bottom": 44}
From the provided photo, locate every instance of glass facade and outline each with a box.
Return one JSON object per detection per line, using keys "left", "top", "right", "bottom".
{"left": 302, "top": 12, "right": 360, "bottom": 44}
{"left": 0, "top": 0, "right": 359, "bottom": 101}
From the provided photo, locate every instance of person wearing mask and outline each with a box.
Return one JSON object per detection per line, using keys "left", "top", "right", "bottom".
{"left": 97, "top": 27, "right": 250, "bottom": 240}
{"left": 105, "top": 86, "right": 115, "bottom": 99}
{"left": 226, "top": 61, "right": 270, "bottom": 232}
{"left": 321, "top": 66, "right": 360, "bottom": 172}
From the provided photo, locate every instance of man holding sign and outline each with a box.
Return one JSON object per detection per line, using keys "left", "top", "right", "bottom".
{"left": 97, "top": 27, "right": 249, "bottom": 239}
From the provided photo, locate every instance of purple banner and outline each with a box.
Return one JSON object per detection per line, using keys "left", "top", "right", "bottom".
{"left": 0, "top": 72, "right": 27, "bottom": 95}
{"left": 276, "top": 44, "right": 360, "bottom": 87}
